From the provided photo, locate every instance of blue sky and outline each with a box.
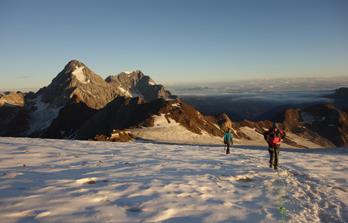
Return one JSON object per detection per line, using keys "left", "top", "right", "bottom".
{"left": 0, "top": 0, "right": 347, "bottom": 90}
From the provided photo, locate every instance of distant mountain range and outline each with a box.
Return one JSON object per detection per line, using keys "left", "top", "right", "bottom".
{"left": 0, "top": 60, "right": 347, "bottom": 148}
{"left": 0, "top": 60, "right": 220, "bottom": 140}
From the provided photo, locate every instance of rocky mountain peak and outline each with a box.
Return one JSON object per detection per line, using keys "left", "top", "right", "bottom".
{"left": 63, "top": 60, "right": 85, "bottom": 71}
{"left": 35, "top": 60, "right": 112, "bottom": 109}
{"left": 105, "top": 70, "right": 144, "bottom": 84}
{"left": 119, "top": 70, "right": 144, "bottom": 80}
{"left": 105, "top": 70, "right": 174, "bottom": 101}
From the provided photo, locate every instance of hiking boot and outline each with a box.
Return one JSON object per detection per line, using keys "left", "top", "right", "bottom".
{"left": 274, "top": 166, "right": 278, "bottom": 170}
{"left": 269, "top": 163, "right": 272, "bottom": 168}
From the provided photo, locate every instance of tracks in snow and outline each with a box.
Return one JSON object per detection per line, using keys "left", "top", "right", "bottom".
{"left": 228, "top": 150, "right": 347, "bottom": 223}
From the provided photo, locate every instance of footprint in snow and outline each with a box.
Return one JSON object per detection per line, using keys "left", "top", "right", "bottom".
{"left": 218, "top": 174, "right": 254, "bottom": 183}
{"left": 127, "top": 206, "right": 143, "bottom": 214}
{"left": 234, "top": 175, "right": 253, "bottom": 182}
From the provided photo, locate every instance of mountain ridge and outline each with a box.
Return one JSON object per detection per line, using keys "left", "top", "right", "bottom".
{"left": 0, "top": 60, "right": 347, "bottom": 148}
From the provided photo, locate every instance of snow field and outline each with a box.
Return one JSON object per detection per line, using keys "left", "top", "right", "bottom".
{"left": 0, "top": 137, "right": 347, "bottom": 223}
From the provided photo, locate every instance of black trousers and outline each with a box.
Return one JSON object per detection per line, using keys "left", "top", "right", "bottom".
{"left": 225, "top": 143, "right": 231, "bottom": 154}
{"left": 268, "top": 145, "right": 280, "bottom": 167}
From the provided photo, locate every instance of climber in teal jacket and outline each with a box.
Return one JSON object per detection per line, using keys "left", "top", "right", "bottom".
{"left": 223, "top": 128, "right": 233, "bottom": 154}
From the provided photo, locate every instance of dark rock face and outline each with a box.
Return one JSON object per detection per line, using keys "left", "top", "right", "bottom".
{"left": 76, "top": 97, "right": 161, "bottom": 139}
{"left": 300, "top": 104, "right": 348, "bottom": 147}
{"left": 0, "top": 92, "right": 29, "bottom": 136}
{"left": 275, "top": 104, "right": 348, "bottom": 147}
{"left": 0, "top": 106, "right": 29, "bottom": 136}
{"left": 76, "top": 98, "right": 223, "bottom": 140}
{"left": 39, "top": 102, "right": 97, "bottom": 139}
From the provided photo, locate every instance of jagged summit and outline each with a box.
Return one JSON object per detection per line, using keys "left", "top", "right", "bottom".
{"left": 65, "top": 59, "right": 84, "bottom": 68}
{"left": 106, "top": 70, "right": 174, "bottom": 101}
{"left": 61, "top": 60, "right": 91, "bottom": 84}
{"left": 105, "top": 70, "right": 144, "bottom": 82}
{"left": 35, "top": 60, "right": 111, "bottom": 109}
{"left": 105, "top": 70, "right": 144, "bottom": 84}
{"left": 59, "top": 59, "right": 107, "bottom": 85}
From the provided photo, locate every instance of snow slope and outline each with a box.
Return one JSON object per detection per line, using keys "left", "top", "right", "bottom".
{"left": 0, "top": 137, "right": 347, "bottom": 223}
{"left": 131, "top": 114, "right": 222, "bottom": 145}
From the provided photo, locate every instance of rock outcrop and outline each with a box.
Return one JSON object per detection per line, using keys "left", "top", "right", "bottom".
{"left": 0, "top": 91, "right": 25, "bottom": 107}
{"left": 215, "top": 113, "right": 233, "bottom": 131}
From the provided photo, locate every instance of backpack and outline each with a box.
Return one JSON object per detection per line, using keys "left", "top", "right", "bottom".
{"left": 223, "top": 132, "right": 232, "bottom": 144}
{"left": 268, "top": 129, "right": 282, "bottom": 144}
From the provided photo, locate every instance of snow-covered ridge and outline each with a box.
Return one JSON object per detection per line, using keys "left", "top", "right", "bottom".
{"left": 122, "top": 71, "right": 133, "bottom": 75}
{"left": 0, "top": 137, "right": 346, "bottom": 223}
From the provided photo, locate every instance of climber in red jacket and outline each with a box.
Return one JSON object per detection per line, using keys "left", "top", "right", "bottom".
{"left": 263, "top": 123, "right": 286, "bottom": 170}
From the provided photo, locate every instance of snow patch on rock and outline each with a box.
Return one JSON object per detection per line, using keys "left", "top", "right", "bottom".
{"left": 72, "top": 66, "right": 89, "bottom": 84}
{"left": 75, "top": 177, "right": 98, "bottom": 185}
{"left": 117, "top": 86, "right": 132, "bottom": 97}
{"left": 131, "top": 90, "right": 144, "bottom": 99}
{"left": 27, "top": 96, "right": 62, "bottom": 134}
{"left": 123, "top": 71, "right": 132, "bottom": 75}
{"left": 148, "top": 80, "right": 156, "bottom": 85}
{"left": 171, "top": 103, "right": 181, "bottom": 108}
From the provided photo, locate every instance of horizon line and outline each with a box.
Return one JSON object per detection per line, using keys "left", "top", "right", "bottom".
{"left": 1, "top": 75, "right": 348, "bottom": 93}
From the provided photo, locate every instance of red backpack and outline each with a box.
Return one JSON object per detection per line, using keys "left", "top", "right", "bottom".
{"left": 268, "top": 129, "right": 283, "bottom": 145}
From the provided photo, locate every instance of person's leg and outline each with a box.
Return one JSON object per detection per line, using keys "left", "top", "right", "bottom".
{"left": 226, "top": 143, "right": 230, "bottom": 154}
{"left": 274, "top": 145, "right": 280, "bottom": 170}
{"left": 268, "top": 147, "right": 273, "bottom": 168}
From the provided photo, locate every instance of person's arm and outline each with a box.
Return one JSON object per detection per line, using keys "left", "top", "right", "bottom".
{"left": 281, "top": 130, "right": 286, "bottom": 139}
{"left": 263, "top": 131, "right": 269, "bottom": 140}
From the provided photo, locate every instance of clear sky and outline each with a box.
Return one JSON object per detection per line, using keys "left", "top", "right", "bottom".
{"left": 0, "top": 0, "right": 347, "bottom": 90}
